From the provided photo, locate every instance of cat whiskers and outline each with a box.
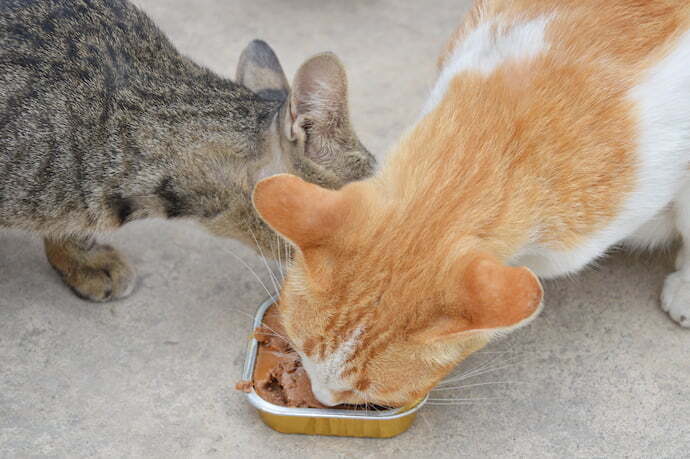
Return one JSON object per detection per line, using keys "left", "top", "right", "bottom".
{"left": 419, "top": 411, "right": 433, "bottom": 434}
{"left": 256, "top": 330, "right": 289, "bottom": 341}
{"left": 432, "top": 350, "right": 605, "bottom": 407}
{"left": 431, "top": 381, "right": 533, "bottom": 392}
{"left": 284, "top": 237, "right": 291, "bottom": 270}
{"left": 220, "top": 246, "right": 275, "bottom": 299}
{"left": 428, "top": 383, "right": 523, "bottom": 405}
{"left": 247, "top": 226, "right": 282, "bottom": 299}
{"left": 424, "top": 353, "right": 552, "bottom": 408}
{"left": 272, "top": 233, "right": 282, "bottom": 282}
{"left": 437, "top": 353, "right": 546, "bottom": 387}
{"left": 266, "top": 350, "right": 298, "bottom": 358}
{"left": 274, "top": 234, "right": 294, "bottom": 286}
{"left": 427, "top": 396, "right": 504, "bottom": 403}
{"left": 226, "top": 307, "right": 290, "bottom": 344}
{"left": 361, "top": 394, "right": 372, "bottom": 416}
{"left": 271, "top": 229, "right": 292, "bottom": 272}
{"left": 254, "top": 324, "right": 290, "bottom": 344}
{"left": 426, "top": 400, "right": 504, "bottom": 406}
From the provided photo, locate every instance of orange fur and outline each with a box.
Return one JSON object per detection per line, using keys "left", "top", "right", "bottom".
{"left": 253, "top": 1, "right": 690, "bottom": 406}
{"left": 439, "top": 0, "right": 690, "bottom": 72}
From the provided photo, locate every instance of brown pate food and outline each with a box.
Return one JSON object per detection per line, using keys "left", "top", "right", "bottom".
{"left": 236, "top": 305, "right": 326, "bottom": 408}
{"left": 237, "top": 306, "right": 390, "bottom": 410}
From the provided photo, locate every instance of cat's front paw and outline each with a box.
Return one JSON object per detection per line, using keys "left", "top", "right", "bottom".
{"left": 44, "top": 237, "right": 136, "bottom": 302}
{"left": 661, "top": 271, "right": 690, "bottom": 328}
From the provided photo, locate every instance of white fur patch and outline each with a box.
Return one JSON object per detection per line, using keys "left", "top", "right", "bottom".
{"left": 662, "top": 181, "right": 690, "bottom": 327}
{"left": 421, "top": 15, "right": 553, "bottom": 116}
{"left": 299, "top": 327, "right": 363, "bottom": 406}
{"left": 661, "top": 271, "right": 690, "bottom": 327}
{"left": 513, "top": 28, "right": 690, "bottom": 278}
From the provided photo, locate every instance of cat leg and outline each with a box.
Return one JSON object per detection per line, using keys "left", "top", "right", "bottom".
{"left": 661, "top": 183, "right": 690, "bottom": 327}
{"left": 44, "top": 235, "right": 136, "bottom": 302}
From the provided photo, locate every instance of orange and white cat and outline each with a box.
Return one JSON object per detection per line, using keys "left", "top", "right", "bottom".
{"left": 252, "top": 0, "right": 690, "bottom": 407}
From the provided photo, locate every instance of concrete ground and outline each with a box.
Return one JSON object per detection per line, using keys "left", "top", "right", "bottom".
{"left": 1, "top": 0, "right": 689, "bottom": 457}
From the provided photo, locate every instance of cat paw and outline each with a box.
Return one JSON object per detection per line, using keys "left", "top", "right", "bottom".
{"left": 45, "top": 237, "right": 136, "bottom": 302}
{"left": 661, "top": 271, "right": 690, "bottom": 328}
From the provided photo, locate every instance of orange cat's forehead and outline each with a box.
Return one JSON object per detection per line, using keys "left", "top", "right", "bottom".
{"left": 276, "top": 223, "right": 542, "bottom": 405}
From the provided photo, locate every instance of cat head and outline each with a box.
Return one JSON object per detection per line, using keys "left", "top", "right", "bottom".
{"left": 236, "top": 40, "right": 375, "bottom": 190}
{"left": 252, "top": 174, "right": 543, "bottom": 407}
{"left": 202, "top": 40, "right": 375, "bottom": 253}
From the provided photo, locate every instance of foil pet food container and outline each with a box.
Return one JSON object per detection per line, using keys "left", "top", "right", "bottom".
{"left": 241, "top": 297, "right": 428, "bottom": 438}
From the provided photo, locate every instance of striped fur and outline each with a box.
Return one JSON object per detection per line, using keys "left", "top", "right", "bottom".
{"left": 0, "top": 0, "right": 374, "bottom": 300}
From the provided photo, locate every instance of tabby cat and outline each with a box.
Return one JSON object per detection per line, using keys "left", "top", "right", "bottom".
{"left": 0, "top": 0, "right": 374, "bottom": 301}
{"left": 253, "top": 0, "right": 690, "bottom": 407}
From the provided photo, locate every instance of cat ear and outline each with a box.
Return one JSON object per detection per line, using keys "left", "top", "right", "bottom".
{"left": 460, "top": 253, "right": 543, "bottom": 330}
{"left": 236, "top": 39, "right": 289, "bottom": 102}
{"left": 285, "top": 52, "right": 353, "bottom": 162}
{"left": 252, "top": 174, "right": 345, "bottom": 248}
{"left": 414, "top": 253, "right": 543, "bottom": 343}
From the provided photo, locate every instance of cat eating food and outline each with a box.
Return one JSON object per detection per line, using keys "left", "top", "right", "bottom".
{"left": 0, "top": 0, "right": 374, "bottom": 301}
{"left": 240, "top": 305, "right": 390, "bottom": 410}
{"left": 245, "top": 305, "right": 326, "bottom": 409}
{"left": 252, "top": 0, "right": 690, "bottom": 408}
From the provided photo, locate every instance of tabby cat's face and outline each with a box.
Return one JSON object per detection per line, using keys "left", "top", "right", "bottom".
{"left": 253, "top": 175, "right": 543, "bottom": 407}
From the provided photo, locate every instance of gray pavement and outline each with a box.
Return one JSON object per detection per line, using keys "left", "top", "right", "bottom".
{"left": 1, "top": 1, "right": 689, "bottom": 457}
